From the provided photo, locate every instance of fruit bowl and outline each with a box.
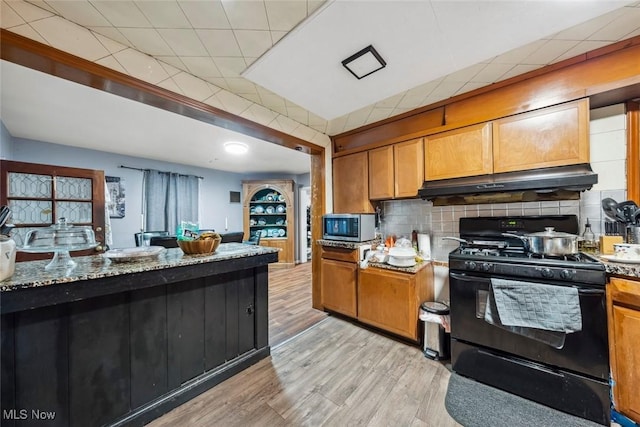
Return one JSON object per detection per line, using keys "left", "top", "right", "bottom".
{"left": 177, "top": 237, "right": 221, "bottom": 255}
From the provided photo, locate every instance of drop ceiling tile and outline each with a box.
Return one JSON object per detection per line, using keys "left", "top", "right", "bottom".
{"left": 30, "top": 16, "right": 110, "bottom": 61}
{"left": 156, "top": 55, "right": 188, "bottom": 72}
{"left": 95, "top": 55, "right": 127, "bottom": 74}
{"left": 375, "top": 93, "right": 404, "bottom": 109}
{"left": 119, "top": 28, "right": 175, "bottom": 56}
{"left": 172, "top": 72, "right": 213, "bottom": 101}
{"left": 202, "top": 94, "right": 226, "bottom": 110}
{"left": 286, "top": 106, "right": 309, "bottom": 125}
{"left": 241, "top": 93, "right": 261, "bottom": 104}
{"left": 204, "top": 77, "right": 230, "bottom": 91}
{"left": 271, "top": 114, "right": 300, "bottom": 134}
{"left": 5, "top": 24, "right": 47, "bottom": 43}
{"left": 308, "top": 1, "right": 326, "bottom": 15}
{"left": 265, "top": 1, "right": 307, "bottom": 32}
{"left": 291, "top": 124, "right": 317, "bottom": 142}
{"left": 45, "top": 1, "right": 111, "bottom": 26}
{"left": 213, "top": 90, "right": 253, "bottom": 115}
{"left": 156, "top": 77, "right": 185, "bottom": 96}
{"left": 136, "top": 1, "right": 190, "bottom": 29}
{"left": 471, "top": 62, "right": 515, "bottom": 83}
{"left": 225, "top": 77, "right": 258, "bottom": 94}
{"left": 178, "top": 0, "right": 230, "bottom": 29}
{"left": 196, "top": 29, "right": 242, "bottom": 57}
{"left": 551, "top": 40, "right": 612, "bottom": 63}
{"left": 396, "top": 92, "right": 427, "bottom": 110}
{"left": 113, "top": 48, "right": 169, "bottom": 84}
{"left": 91, "top": 1, "right": 151, "bottom": 28}
{"left": 326, "top": 116, "right": 348, "bottom": 135}
{"left": 157, "top": 28, "right": 208, "bottom": 56}
{"left": 89, "top": 26, "right": 131, "bottom": 46}
{"left": 523, "top": 39, "right": 580, "bottom": 65}
{"left": 234, "top": 30, "right": 273, "bottom": 57}
{"left": 455, "top": 81, "right": 487, "bottom": 96}
{"left": 270, "top": 30, "right": 287, "bottom": 45}
{"left": 258, "top": 92, "right": 287, "bottom": 110}
{"left": 93, "top": 32, "right": 127, "bottom": 54}
{"left": 157, "top": 60, "right": 182, "bottom": 77}
{"left": 443, "top": 63, "right": 487, "bottom": 82}
{"left": 240, "top": 103, "right": 279, "bottom": 126}
{"left": 309, "top": 112, "right": 328, "bottom": 128}
{"left": 221, "top": 0, "right": 268, "bottom": 30}
{"left": 367, "top": 108, "right": 394, "bottom": 124}
{"left": 213, "top": 57, "right": 248, "bottom": 77}
{"left": 344, "top": 106, "right": 374, "bottom": 130}
{"left": 26, "top": 0, "right": 56, "bottom": 13}
{"left": 428, "top": 81, "right": 466, "bottom": 101}
{"left": 10, "top": 0, "right": 53, "bottom": 21}
{"left": 588, "top": 8, "right": 640, "bottom": 41}
{"left": 498, "top": 64, "right": 540, "bottom": 81}
{"left": 491, "top": 39, "right": 547, "bottom": 64}
{"left": 180, "top": 56, "right": 221, "bottom": 78}
{"left": 551, "top": 10, "right": 619, "bottom": 40}
{"left": 1, "top": 3, "right": 26, "bottom": 28}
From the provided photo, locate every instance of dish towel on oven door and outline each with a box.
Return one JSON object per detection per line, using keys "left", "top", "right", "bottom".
{"left": 484, "top": 278, "right": 582, "bottom": 349}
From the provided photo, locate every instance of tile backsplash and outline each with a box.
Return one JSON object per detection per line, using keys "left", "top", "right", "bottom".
{"left": 380, "top": 191, "right": 625, "bottom": 261}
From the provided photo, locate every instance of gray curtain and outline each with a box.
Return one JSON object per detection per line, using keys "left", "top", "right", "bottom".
{"left": 143, "top": 170, "right": 199, "bottom": 234}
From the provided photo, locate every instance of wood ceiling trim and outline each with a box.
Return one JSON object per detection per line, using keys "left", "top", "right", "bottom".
{"left": 0, "top": 29, "right": 322, "bottom": 156}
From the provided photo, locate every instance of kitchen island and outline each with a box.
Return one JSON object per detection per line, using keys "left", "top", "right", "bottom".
{"left": 0, "top": 243, "right": 278, "bottom": 427}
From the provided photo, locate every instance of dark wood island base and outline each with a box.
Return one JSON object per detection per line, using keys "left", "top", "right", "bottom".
{"left": 1, "top": 244, "right": 278, "bottom": 427}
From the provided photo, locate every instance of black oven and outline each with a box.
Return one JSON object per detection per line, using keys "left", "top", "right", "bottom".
{"left": 448, "top": 215, "right": 610, "bottom": 425}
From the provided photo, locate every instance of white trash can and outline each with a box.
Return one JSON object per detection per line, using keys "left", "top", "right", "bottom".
{"left": 420, "top": 301, "right": 450, "bottom": 360}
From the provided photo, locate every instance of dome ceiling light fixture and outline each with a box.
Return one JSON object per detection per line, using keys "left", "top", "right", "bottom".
{"left": 341, "top": 45, "right": 386, "bottom": 80}
{"left": 224, "top": 141, "right": 249, "bottom": 155}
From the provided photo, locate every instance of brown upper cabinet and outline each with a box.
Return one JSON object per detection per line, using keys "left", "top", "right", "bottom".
{"left": 369, "top": 138, "right": 424, "bottom": 200}
{"left": 493, "top": 98, "right": 589, "bottom": 173}
{"left": 332, "top": 151, "right": 374, "bottom": 213}
{"left": 424, "top": 123, "right": 492, "bottom": 180}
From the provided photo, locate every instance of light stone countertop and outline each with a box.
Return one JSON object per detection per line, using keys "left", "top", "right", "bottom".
{"left": 599, "top": 257, "right": 640, "bottom": 280}
{"left": 1, "top": 243, "right": 279, "bottom": 292}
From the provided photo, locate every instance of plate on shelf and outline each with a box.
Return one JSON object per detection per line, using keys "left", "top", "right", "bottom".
{"left": 103, "top": 246, "right": 165, "bottom": 262}
{"left": 278, "top": 229, "right": 286, "bottom": 237}
{"left": 600, "top": 254, "right": 640, "bottom": 264}
{"left": 266, "top": 205, "right": 275, "bottom": 214}
{"left": 278, "top": 194, "right": 285, "bottom": 202}
{"left": 275, "top": 218, "right": 284, "bottom": 225}
{"left": 260, "top": 229, "right": 267, "bottom": 237}
{"left": 254, "top": 205, "right": 264, "bottom": 214}
{"left": 276, "top": 204, "right": 285, "bottom": 213}
{"left": 257, "top": 217, "right": 267, "bottom": 225}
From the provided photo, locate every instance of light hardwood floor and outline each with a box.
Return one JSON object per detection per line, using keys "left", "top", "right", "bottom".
{"left": 148, "top": 260, "right": 459, "bottom": 427}
{"left": 268, "top": 262, "right": 328, "bottom": 347}
{"left": 148, "top": 315, "right": 460, "bottom": 427}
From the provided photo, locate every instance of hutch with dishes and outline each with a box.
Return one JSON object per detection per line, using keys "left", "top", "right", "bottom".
{"left": 242, "top": 180, "right": 295, "bottom": 268}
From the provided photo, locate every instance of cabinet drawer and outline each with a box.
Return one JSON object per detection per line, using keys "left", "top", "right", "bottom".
{"left": 321, "top": 246, "right": 359, "bottom": 263}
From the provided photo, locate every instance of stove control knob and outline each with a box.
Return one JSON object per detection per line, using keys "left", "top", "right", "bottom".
{"left": 541, "top": 268, "right": 554, "bottom": 278}
{"left": 560, "top": 269, "right": 574, "bottom": 280}
{"left": 481, "top": 262, "right": 492, "bottom": 272}
{"left": 465, "top": 261, "right": 477, "bottom": 270}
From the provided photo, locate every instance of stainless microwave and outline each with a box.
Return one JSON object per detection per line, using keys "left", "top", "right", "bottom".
{"left": 322, "top": 214, "right": 376, "bottom": 242}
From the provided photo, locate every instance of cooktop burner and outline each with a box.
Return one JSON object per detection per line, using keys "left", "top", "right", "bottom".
{"left": 449, "top": 215, "right": 606, "bottom": 285}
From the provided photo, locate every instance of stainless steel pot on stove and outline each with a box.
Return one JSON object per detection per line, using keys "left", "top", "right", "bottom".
{"left": 503, "top": 227, "right": 579, "bottom": 256}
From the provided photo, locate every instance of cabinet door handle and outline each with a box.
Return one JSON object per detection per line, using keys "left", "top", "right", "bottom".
{"left": 246, "top": 304, "right": 254, "bottom": 315}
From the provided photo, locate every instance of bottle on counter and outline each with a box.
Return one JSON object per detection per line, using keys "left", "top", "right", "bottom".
{"left": 580, "top": 219, "right": 599, "bottom": 254}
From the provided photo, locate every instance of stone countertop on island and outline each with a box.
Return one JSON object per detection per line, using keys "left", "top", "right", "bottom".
{"left": 1, "top": 243, "right": 279, "bottom": 292}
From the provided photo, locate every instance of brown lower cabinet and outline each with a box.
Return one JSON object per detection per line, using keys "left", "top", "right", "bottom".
{"left": 358, "top": 265, "right": 433, "bottom": 342}
{"left": 607, "top": 276, "right": 640, "bottom": 423}
{"left": 320, "top": 244, "right": 434, "bottom": 342}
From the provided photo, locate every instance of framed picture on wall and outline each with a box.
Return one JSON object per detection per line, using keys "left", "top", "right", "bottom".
{"left": 106, "top": 176, "right": 125, "bottom": 218}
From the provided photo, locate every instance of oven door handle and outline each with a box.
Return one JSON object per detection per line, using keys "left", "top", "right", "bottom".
{"left": 450, "top": 272, "right": 488, "bottom": 282}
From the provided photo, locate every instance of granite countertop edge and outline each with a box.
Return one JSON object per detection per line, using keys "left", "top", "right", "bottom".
{"left": 600, "top": 258, "right": 640, "bottom": 280}
{"left": 1, "top": 243, "right": 279, "bottom": 292}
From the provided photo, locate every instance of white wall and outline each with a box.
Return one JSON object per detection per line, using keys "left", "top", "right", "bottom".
{"left": 0, "top": 121, "right": 14, "bottom": 160}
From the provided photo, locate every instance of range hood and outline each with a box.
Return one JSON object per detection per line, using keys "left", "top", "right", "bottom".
{"left": 419, "top": 164, "right": 597, "bottom": 204}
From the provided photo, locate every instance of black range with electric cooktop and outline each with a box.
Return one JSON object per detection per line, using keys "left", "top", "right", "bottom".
{"left": 448, "top": 215, "right": 609, "bottom": 425}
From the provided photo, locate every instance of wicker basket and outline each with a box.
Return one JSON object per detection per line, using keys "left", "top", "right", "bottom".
{"left": 177, "top": 237, "right": 221, "bottom": 255}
